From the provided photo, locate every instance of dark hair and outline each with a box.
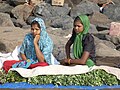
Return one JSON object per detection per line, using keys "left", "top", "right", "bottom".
{"left": 31, "top": 21, "right": 40, "bottom": 29}
{"left": 74, "top": 16, "right": 82, "bottom": 23}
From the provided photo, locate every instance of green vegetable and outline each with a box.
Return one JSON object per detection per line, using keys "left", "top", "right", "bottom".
{"left": 0, "top": 69, "right": 119, "bottom": 86}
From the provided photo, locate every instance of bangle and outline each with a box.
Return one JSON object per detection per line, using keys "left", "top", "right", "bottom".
{"left": 68, "top": 59, "right": 71, "bottom": 65}
{"left": 26, "top": 59, "right": 30, "bottom": 62}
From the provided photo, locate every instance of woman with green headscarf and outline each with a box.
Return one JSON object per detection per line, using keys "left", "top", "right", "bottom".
{"left": 60, "top": 15, "right": 95, "bottom": 67}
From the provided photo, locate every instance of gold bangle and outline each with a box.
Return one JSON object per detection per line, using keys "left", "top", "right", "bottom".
{"left": 26, "top": 59, "right": 30, "bottom": 62}
{"left": 68, "top": 59, "right": 71, "bottom": 65}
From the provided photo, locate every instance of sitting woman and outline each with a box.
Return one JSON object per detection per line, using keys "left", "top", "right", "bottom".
{"left": 3, "top": 17, "right": 55, "bottom": 72}
{"left": 60, "top": 15, "right": 96, "bottom": 67}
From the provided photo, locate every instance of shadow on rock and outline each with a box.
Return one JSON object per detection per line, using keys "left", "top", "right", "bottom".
{"left": 0, "top": 41, "right": 6, "bottom": 52}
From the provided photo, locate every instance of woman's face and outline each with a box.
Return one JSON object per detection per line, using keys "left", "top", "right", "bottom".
{"left": 73, "top": 20, "right": 83, "bottom": 34}
{"left": 31, "top": 24, "right": 41, "bottom": 37}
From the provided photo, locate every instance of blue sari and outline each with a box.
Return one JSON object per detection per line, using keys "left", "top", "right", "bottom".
{"left": 12, "top": 18, "right": 53, "bottom": 68}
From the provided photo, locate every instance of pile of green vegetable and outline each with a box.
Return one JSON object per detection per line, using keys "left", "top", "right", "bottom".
{"left": 0, "top": 69, "right": 120, "bottom": 86}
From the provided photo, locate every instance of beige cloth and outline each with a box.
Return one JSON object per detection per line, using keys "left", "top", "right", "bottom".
{"left": 10, "top": 65, "right": 120, "bottom": 80}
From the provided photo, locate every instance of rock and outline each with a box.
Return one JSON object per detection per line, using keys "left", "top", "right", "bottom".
{"left": 0, "top": 13, "right": 14, "bottom": 27}
{"left": 32, "top": 3, "right": 51, "bottom": 17}
{"left": 30, "top": 0, "right": 44, "bottom": 6}
{"left": 11, "top": 18, "right": 27, "bottom": 28}
{"left": 90, "top": 12, "right": 112, "bottom": 27}
{"left": 88, "top": 0, "right": 98, "bottom": 3}
{"left": 70, "top": 0, "right": 99, "bottom": 18}
{"left": 96, "top": 42, "right": 120, "bottom": 57}
{"left": 96, "top": 24, "right": 110, "bottom": 31}
{"left": 47, "top": 27, "right": 72, "bottom": 37}
{"left": 89, "top": 24, "right": 98, "bottom": 34}
{"left": 45, "top": 0, "right": 51, "bottom": 3}
{"left": 96, "top": 56, "right": 120, "bottom": 67}
{"left": 11, "top": 4, "right": 33, "bottom": 21}
{"left": 0, "top": 27, "right": 29, "bottom": 52}
{"left": 103, "top": 4, "right": 120, "bottom": 21}
{"left": 7, "top": 0, "right": 27, "bottom": 6}
{"left": 93, "top": 30, "right": 109, "bottom": 40}
{"left": 110, "top": 36, "right": 120, "bottom": 45}
{"left": 93, "top": 35, "right": 102, "bottom": 45}
{"left": 97, "top": 30, "right": 109, "bottom": 34}
{"left": 109, "top": 22, "right": 120, "bottom": 36}
{"left": 70, "top": 0, "right": 82, "bottom": 5}
{"left": 33, "top": 3, "right": 71, "bottom": 18}
{"left": 11, "top": 4, "right": 34, "bottom": 27}
{"left": 116, "top": 44, "right": 120, "bottom": 51}
{"left": 50, "top": 15, "right": 73, "bottom": 30}
{"left": 0, "top": 3, "right": 14, "bottom": 14}
{"left": 102, "top": 40, "right": 116, "bottom": 49}
{"left": 93, "top": 35, "right": 116, "bottom": 49}
{"left": 97, "top": 0, "right": 109, "bottom": 4}
{"left": 26, "top": 16, "right": 37, "bottom": 25}
{"left": 65, "top": 0, "right": 82, "bottom": 7}
{"left": 0, "top": 41, "right": 7, "bottom": 53}
{"left": 106, "top": 35, "right": 120, "bottom": 45}
{"left": 94, "top": 33, "right": 106, "bottom": 40}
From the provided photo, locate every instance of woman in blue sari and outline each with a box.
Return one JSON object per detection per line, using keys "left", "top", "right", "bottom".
{"left": 3, "top": 17, "right": 54, "bottom": 72}
{"left": 12, "top": 17, "right": 53, "bottom": 68}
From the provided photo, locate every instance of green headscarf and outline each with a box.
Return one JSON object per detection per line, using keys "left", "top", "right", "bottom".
{"left": 73, "top": 15, "right": 94, "bottom": 67}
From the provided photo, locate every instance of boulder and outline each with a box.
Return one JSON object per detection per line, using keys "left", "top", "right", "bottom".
{"left": 7, "top": 0, "right": 27, "bottom": 6}
{"left": 0, "top": 3, "right": 14, "bottom": 14}
{"left": 0, "top": 13, "right": 14, "bottom": 27}
{"left": 103, "top": 4, "right": 120, "bottom": 21}
{"left": 33, "top": 3, "right": 71, "bottom": 18}
{"left": 90, "top": 12, "right": 112, "bottom": 27}
{"left": 106, "top": 35, "right": 120, "bottom": 45}
{"left": 11, "top": 4, "right": 33, "bottom": 21}
{"left": 70, "top": 0, "right": 99, "bottom": 18}
{"left": 96, "top": 42, "right": 120, "bottom": 57}
{"left": 50, "top": 15, "right": 73, "bottom": 30}
{"left": 0, "top": 27, "right": 29, "bottom": 52}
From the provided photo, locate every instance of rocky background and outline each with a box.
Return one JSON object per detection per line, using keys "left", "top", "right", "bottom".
{"left": 0, "top": 0, "right": 120, "bottom": 67}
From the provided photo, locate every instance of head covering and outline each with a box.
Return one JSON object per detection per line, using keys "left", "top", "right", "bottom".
{"left": 73, "top": 15, "right": 94, "bottom": 67}
{"left": 32, "top": 17, "right": 46, "bottom": 31}
{"left": 73, "top": 15, "right": 90, "bottom": 59}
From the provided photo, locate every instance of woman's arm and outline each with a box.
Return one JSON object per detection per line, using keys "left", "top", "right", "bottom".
{"left": 65, "top": 31, "right": 75, "bottom": 59}
{"left": 20, "top": 53, "right": 27, "bottom": 60}
{"left": 62, "top": 51, "right": 90, "bottom": 65}
{"left": 60, "top": 36, "right": 74, "bottom": 65}
{"left": 34, "top": 35, "right": 45, "bottom": 62}
{"left": 70, "top": 51, "right": 90, "bottom": 64}
{"left": 65, "top": 39, "right": 73, "bottom": 59}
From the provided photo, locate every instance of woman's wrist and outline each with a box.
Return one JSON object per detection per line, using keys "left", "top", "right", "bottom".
{"left": 68, "top": 58, "right": 71, "bottom": 65}
{"left": 34, "top": 42, "right": 39, "bottom": 47}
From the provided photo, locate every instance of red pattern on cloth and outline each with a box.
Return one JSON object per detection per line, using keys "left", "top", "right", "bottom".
{"left": 3, "top": 60, "right": 48, "bottom": 73}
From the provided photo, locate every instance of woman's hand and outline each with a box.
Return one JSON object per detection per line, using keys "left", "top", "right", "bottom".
{"left": 34, "top": 35, "right": 40, "bottom": 44}
{"left": 60, "top": 59, "right": 70, "bottom": 65}
{"left": 33, "top": 34, "right": 45, "bottom": 62}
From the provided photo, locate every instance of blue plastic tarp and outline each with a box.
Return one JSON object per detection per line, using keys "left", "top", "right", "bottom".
{"left": 0, "top": 82, "right": 120, "bottom": 89}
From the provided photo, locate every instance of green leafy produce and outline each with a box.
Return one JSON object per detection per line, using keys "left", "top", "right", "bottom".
{"left": 0, "top": 69, "right": 120, "bottom": 86}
